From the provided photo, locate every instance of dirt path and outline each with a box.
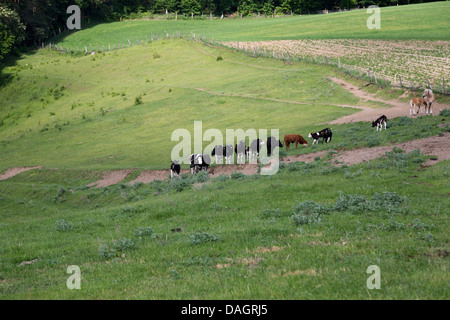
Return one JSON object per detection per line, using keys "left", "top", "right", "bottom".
{"left": 332, "top": 132, "right": 450, "bottom": 166}
{"left": 195, "top": 87, "right": 362, "bottom": 110}
{"left": 0, "top": 166, "right": 42, "bottom": 181}
{"left": 87, "top": 169, "right": 134, "bottom": 188}
{"left": 328, "top": 77, "right": 449, "bottom": 124}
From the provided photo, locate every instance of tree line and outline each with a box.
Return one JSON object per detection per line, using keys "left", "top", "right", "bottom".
{"left": 0, "top": 0, "right": 442, "bottom": 60}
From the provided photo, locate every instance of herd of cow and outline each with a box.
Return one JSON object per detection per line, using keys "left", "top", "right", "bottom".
{"left": 170, "top": 89, "right": 437, "bottom": 178}
{"left": 170, "top": 127, "right": 334, "bottom": 177}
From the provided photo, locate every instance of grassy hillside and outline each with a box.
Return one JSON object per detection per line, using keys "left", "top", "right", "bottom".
{"left": 0, "top": 145, "right": 449, "bottom": 299}
{"left": 56, "top": 2, "right": 450, "bottom": 50}
{"left": 0, "top": 39, "right": 365, "bottom": 170}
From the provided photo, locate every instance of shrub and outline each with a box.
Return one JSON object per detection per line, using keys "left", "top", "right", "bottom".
{"left": 216, "top": 56, "right": 223, "bottom": 61}
{"left": 411, "top": 219, "right": 435, "bottom": 231}
{"left": 214, "top": 174, "right": 229, "bottom": 183}
{"left": 170, "top": 178, "right": 190, "bottom": 192}
{"left": 55, "top": 219, "right": 73, "bottom": 232}
{"left": 439, "top": 109, "right": 450, "bottom": 117}
{"left": 292, "top": 200, "right": 330, "bottom": 216}
{"left": 134, "top": 227, "right": 154, "bottom": 239}
{"left": 292, "top": 212, "right": 322, "bottom": 225}
{"left": 112, "top": 238, "right": 136, "bottom": 251}
{"left": 190, "top": 232, "right": 221, "bottom": 245}
{"left": 230, "top": 172, "right": 246, "bottom": 180}
{"left": 334, "top": 192, "right": 371, "bottom": 214}
{"left": 366, "top": 135, "right": 381, "bottom": 147}
{"left": 192, "top": 171, "right": 209, "bottom": 183}
{"left": 334, "top": 191, "right": 409, "bottom": 215}
{"left": 134, "top": 96, "right": 143, "bottom": 105}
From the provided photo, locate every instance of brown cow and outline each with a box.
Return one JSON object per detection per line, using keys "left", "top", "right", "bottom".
{"left": 284, "top": 134, "right": 308, "bottom": 151}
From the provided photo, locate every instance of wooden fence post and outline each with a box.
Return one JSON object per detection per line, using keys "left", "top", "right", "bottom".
{"left": 409, "top": 79, "right": 415, "bottom": 91}
{"left": 399, "top": 75, "right": 403, "bottom": 87}
{"left": 338, "top": 57, "right": 341, "bottom": 69}
{"left": 426, "top": 77, "right": 432, "bottom": 90}
{"left": 443, "top": 78, "right": 446, "bottom": 95}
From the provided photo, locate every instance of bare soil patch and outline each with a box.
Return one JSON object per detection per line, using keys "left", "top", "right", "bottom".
{"left": 87, "top": 169, "right": 134, "bottom": 188}
{"left": 0, "top": 166, "right": 43, "bottom": 181}
{"left": 280, "top": 132, "right": 450, "bottom": 167}
{"left": 333, "top": 132, "right": 450, "bottom": 166}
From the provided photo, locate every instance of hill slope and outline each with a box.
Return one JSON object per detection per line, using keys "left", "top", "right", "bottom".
{"left": 56, "top": 2, "right": 450, "bottom": 50}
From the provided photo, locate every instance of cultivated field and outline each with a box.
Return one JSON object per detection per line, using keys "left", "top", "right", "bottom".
{"left": 0, "top": 2, "right": 449, "bottom": 301}
{"left": 224, "top": 39, "right": 450, "bottom": 92}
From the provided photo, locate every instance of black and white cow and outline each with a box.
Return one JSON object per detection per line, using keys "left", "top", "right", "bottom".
{"left": 308, "top": 128, "right": 332, "bottom": 145}
{"left": 267, "top": 136, "right": 283, "bottom": 157}
{"left": 235, "top": 140, "right": 247, "bottom": 163}
{"left": 224, "top": 144, "right": 234, "bottom": 164}
{"left": 372, "top": 115, "right": 387, "bottom": 131}
{"left": 190, "top": 153, "right": 211, "bottom": 174}
{"left": 211, "top": 145, "right": 224, "bottom": 164}
{"left": 170, "top": 161, "right": 181, "bottom": 178}
{"left": 249, "top": 138, "right": 265, "bottom": 162}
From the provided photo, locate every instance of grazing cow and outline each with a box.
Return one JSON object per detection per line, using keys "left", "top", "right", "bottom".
{"left": 410, "top": 97, "right": 425, "bottom": 115}
{"left": 308, "top": 128, "right": 332, "bottom": 144}
{"left": 235, "top": 140, "right": 247, "bottom": 163}
{"left": 224, "top": 144, "right": 234, "bottom": 164}
{"left": 372, "top": 115, "right": 387, "bottom": 131}
{"left": 422, "top": 89, "right": 435, "bottom": 115}
{"left": 189, "top": 153, "right": 211, "bottom": 174}
{"left": 211, "top": 145, "right": 224, "bottom": 164}
{"left": 170, "top": 161, "right": 181, "bottom": 178}
{"left": 283, "top": 134, "right": 308, "bottom": 151}
{"left": 267, "top": 136, "right": 283, "bottom": 156}
{"left": 249, "top": 138, "right": 265, "bottom": 162}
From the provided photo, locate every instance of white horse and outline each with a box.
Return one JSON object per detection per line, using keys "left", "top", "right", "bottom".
{"left": 422, "top": 89, "right": 435, "bottom": 115}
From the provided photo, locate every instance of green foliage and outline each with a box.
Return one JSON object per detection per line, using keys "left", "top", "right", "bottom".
{"left": 439, "top": 109, "right": 450, "bottom": 117}
{"left": 55, "top": 219, "right": 73, "bottom": 232}
{"left": 190, "top": 232, "right": 221, "bottom": 245}
{"left": 230, "top": 172, "right": 246, "bottom": 180}
{"left": 0, "top": 6, "right": 25, "bottom": 61}
{"left": 334, "top": 191, "right": 408, "bottom": 215}
{"left": 134, "top": 96, "right": 143, "bottom": 105}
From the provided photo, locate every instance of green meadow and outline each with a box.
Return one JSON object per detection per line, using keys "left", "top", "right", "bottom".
{"left": 1, "top": 39, "right": 364, "bottom": 170}
{"left": 0, "top": 3, "right": 449, "bottom": 300}
{"left": 56, "top": 1, "right": 450, "bottom": 50}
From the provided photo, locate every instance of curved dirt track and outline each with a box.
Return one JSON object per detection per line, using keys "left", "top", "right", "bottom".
{"left": 328, "top": 77, "right": 450, "bottom": 124}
